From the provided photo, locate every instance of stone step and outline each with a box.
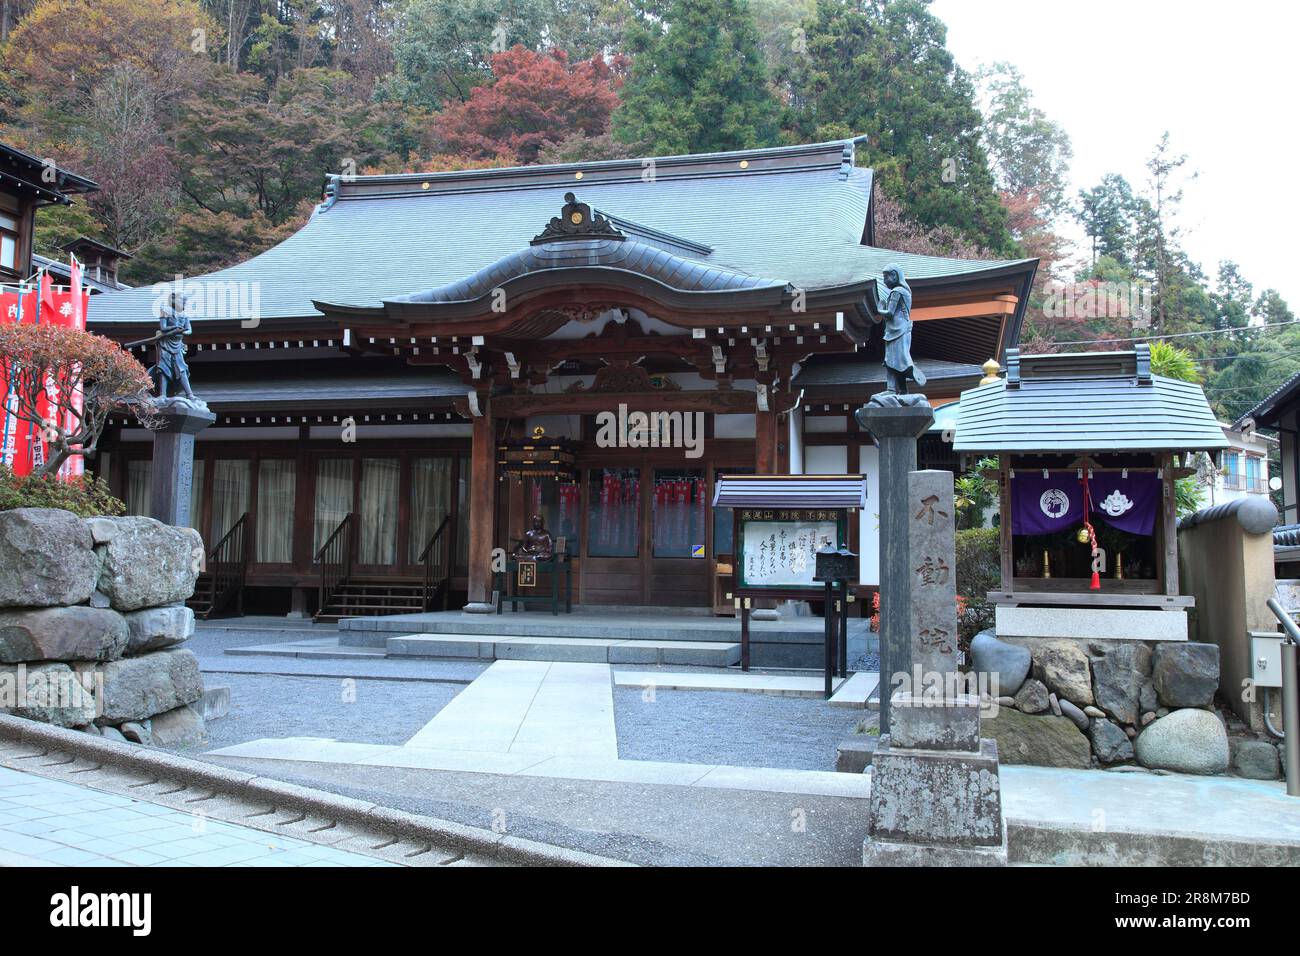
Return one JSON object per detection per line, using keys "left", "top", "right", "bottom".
{"left": 386, "top": 634, "right": 740, "bottom": 667}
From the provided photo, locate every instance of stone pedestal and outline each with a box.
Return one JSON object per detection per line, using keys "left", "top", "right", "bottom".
{"left": 854, "top": 402, "right": 934, "bottom": 733}
{"left": 148, "top": 400, "right": 215, "bottom": 528}
{"left": 864, "top": 702, "right": 1008, "bottom": 866}
{"left": 860, "top": 468, "right": 1007, "bottom": 867}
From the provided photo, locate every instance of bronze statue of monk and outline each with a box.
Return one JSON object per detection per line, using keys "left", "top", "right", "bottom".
{"left": 513, "top": 514, "right": 554, "bottom": 561}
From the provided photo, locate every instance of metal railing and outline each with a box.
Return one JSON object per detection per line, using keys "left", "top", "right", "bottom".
{"left": 1222, "top": 473, "right": 1268, "bottom": 493}
{"left": 206, "top": 512, "right": 249, "bottom": 618}
{"left": 315, "top": 513, "right": 355, "bottom": 616}
{"left": 419, "top": 513, "right": 453, "bottom": 612}
{"left": 1265, "top": 598, "right": 1300, "bottom": 797}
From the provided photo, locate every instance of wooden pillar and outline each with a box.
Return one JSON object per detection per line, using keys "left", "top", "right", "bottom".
{"left": 777, "top": 411, "right": 791, "bottom": 473}
{"left": 464, "top": 399, "right": 496, "bottom": 612}
{"left": 999, "top": 458, "right": 1014, "bottom": 593}
{"left": 1160, "top": 452, "right": 1179, "bottom": 596}
{"left": 755, "top": 406, "right": 778, "bottom": 474}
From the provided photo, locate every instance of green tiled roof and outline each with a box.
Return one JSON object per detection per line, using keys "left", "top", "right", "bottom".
{"left": 88, "top": 140, "right": 1035, "bottom": 326}
{"left": 954, "top": 370, "right": 1229, "bottom": 454}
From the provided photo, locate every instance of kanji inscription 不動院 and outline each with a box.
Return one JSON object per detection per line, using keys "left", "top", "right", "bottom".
{"left": 907, "top": 471, "right": 959, "bottom": 676}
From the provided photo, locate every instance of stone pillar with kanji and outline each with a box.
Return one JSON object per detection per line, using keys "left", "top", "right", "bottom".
{"left": 861, "top": 469, "right": 1007, "bottom": 866}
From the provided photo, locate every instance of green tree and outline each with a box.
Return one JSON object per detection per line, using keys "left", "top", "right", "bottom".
{"left": 1075, "top": 173, "right": 1144, "bottom": 268}
{"left": 613, "top": 0, "right": 779, "bottom": 155}
{"left": 783, "top": 0, "right": 1012, "bottom": 253}
{"left": 1139, "top": 132, "right": 1197, "bottom": 335}
{"left": 175, "top": 67, "right": 390, "bottom": 226}
{"left": 380, "top": 0, "right": 547, "bottom": 109}
{"left": 973, "top": 61, "right": 1073, "bottom": 217}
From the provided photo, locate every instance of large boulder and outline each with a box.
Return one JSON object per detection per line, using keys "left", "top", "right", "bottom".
{"left": 969, "top": 631, "right": 1030, "bottom": 697}
{"left": 1089, "top": 718, "right": 1134, "bottom": 764}
{"left": 982, "top": 707, "right": 1090, "bottom": 768}
{"left": 95, "top": 517, "right": 202, "bottom": 612}
{"left": 0, "top": 508, "right": 101, "bottom": 608}
{"left": 0, "top": 606, "right": 128, "bottom": 662}
{"left": 123, "top": 606, "right": 195, "bottom": 655}
{"left": 1152, "top": 642, "right": 1220, "bottom": 709}
{"left": 91, "top": 648, "right": 204, "bottom": 724}
{"left": 1134, "top": 708, "right": 1230, "bottom": 775}
{"left": 0, "top": 662, "right": 97, "bottom": 727}
{"left": 1091, "top": 642, "right": 1152, "bottom": 725}
{"left": 1025, "top": 638, "right": 1094, "bottom": 706}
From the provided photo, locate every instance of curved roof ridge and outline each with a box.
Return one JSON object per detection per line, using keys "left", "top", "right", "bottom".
{"left": 394, "top": 236, "right": 778, "bottom": 306}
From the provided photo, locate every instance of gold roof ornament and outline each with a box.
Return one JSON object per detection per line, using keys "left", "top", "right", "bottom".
{"left": 979, "top": 358, "right": 1002, "bottom": 386}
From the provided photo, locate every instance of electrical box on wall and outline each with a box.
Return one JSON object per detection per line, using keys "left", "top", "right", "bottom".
{"left": 1250, "top": 631, "right": 1285, "bottom": 688}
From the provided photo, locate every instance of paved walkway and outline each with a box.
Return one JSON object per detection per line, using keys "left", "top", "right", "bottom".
{"left": 0, "top": 766, "right": 395, "bottom": 867}
{"left": 407, "top": 660, "right": 616, "bottom": 758}
{"left": 211, "top": 659, "right": 865, "bottom": 797}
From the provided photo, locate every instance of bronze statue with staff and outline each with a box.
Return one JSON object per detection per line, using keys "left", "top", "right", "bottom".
{"left": 124, "top": 291, "right": 197, "bottom": 402}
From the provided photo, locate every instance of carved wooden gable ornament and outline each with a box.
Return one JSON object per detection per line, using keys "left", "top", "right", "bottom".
{"left": 531, "top": 192, "right": 626, "bottom": 245}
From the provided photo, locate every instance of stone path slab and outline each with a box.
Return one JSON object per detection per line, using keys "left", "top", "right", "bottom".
{"left": 226, "top": 637, "right": 389, "bottom": 660}
{"left": 614, "top": 670, "right": 849, "bottom": 698}
{"left": 827, "top": 671, "right": 880, "bottom": 708}
{"left": 406, "top": 660, "right": 617, "bottom": 759}
{"left": 0, "top": 765, "right": 395, "bottom": 867}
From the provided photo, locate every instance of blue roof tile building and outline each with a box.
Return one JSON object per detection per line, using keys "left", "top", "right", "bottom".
{"left": 86, "top": 139, "right": 1037, "bottom": 619}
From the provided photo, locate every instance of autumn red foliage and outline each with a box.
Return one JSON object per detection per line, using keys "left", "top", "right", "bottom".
{"left": 432, "top": 46, "right": 624, "bottom": 165}
{"left": 0, "top": 324, "right": 154, "bottom": 477}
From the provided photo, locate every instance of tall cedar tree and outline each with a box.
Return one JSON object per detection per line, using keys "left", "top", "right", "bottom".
{"left": 433, "top": 46, "right": 623, "bottom": 165}
{"left": 784, "top": 0, "right": 1012, "bottom": 254}
{"left": 613, "top": 0, "right": 780, "bottom": 155}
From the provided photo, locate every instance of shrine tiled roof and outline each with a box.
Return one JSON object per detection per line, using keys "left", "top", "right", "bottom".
{"left": 87, "top": 139, "right": 1035, "bottom": 327}
{"left": 953, "top": 348, "right": 1229, "bottom": 454}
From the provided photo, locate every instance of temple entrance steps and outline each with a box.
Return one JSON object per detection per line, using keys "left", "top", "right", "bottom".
{"left": 314, "top": 578, "right": 430, "bottom": 623}
{"left": 336, "top": 608, "right": 877, "bottom": 669}
{"left": 384, "top": 634, "right": 740, "bottom": 667}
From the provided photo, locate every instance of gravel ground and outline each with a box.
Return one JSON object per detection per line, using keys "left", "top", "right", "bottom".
{"left": 172, "top": 671, "right": 462, "bottom": 755}
{"left": 614, "top": 687, "right": 863, "bottom": 771}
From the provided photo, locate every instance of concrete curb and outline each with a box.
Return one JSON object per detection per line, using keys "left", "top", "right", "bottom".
{"left": 0, "top": 713, "right": 633, "bottom": 867}
{"left": 1008, "top": 819, "right": 1300, "bottom": 867}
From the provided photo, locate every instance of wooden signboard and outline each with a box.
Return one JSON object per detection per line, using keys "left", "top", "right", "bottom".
{"left": 734, "top": 509, "right": 848, "bottom": 592}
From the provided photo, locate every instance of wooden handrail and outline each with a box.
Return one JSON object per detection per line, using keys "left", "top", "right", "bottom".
{"left": 206, "top": 512, "right": 249, "bottom": 617}
{"left": 316, "top": 513, "right": 355, "bottom": 617}
{"left": 420, "top": 513, "right": 453, "bottom": 612}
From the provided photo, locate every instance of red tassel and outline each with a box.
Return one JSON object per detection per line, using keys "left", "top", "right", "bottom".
{"left": 1090, "top": 570, "right": 1101, "bottom": 590}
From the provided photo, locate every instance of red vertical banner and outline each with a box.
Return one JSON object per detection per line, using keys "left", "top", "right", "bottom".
{"left": 1, "top": 285, "right": 36, "bottom": 475}
{"left": 60, "top": 256, "right": 86, "bottom": 479}
{"left": 0, "top": 273, "right": 90, "bottom": 479}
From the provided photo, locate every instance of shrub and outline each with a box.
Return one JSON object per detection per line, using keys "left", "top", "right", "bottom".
{"left": 956, "top": 527, "right": 1000, "bottom": 645}
{"left": 0, "top": 465, "right": 125, "bottom": 518}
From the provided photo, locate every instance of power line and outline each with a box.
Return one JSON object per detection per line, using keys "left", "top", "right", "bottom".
{"left": 1037, "top": 318, "right": 1300, "bottom": 348}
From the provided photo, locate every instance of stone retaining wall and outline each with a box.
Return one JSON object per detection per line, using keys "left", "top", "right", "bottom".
{"left": 0, "top": 507, "right": 208, "bottom": 747}
{"left": 971, "top": 630, "right": 1283, "bottom": 779}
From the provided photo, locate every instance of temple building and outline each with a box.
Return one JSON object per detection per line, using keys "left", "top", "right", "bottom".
{"left": 86, "top": 139, "right": 1038, "bottom": 619}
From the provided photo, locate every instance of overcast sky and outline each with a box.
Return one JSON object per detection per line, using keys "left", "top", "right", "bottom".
{"left": 931, "top": 0, "right": 1300, "bottom": 308}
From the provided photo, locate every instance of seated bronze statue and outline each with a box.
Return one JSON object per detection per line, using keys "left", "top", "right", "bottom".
{"left": 512, "top": 515, "right": 554, "bottom": 561}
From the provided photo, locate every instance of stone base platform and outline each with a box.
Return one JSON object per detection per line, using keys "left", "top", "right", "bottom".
{"left": 863, "top": 829, "right": 1008, "bottom": 867}
{"left": 338, "top": 608, "right": 876, "bottom": 669}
